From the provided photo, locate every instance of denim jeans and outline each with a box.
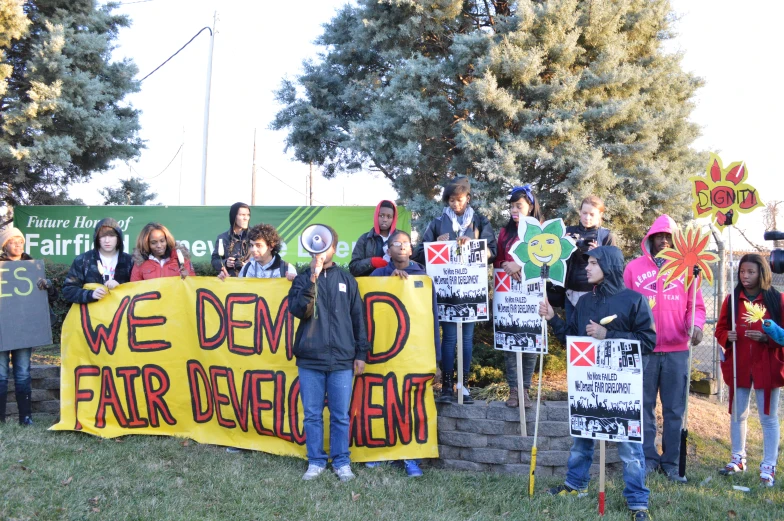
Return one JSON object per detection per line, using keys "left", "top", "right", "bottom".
{"left": 0, "top": 348, "right": 32, "bottom": 396}
{"left": 565, "top": 437, "right": 649, "bottom": 510}
{"left": 441, "top": 321, "right": 475, "bottom": 378}
{"left": 298, "top": 367, "right": 354, "bottom": 469}
{"left": 642, "top": 351, "right": 689, "bottom": 472}
{"left": 730, "top": 386, "right": 780, "bottom": 469}
{"left": 504, "top": 351, "right": 536, "bottom": 390}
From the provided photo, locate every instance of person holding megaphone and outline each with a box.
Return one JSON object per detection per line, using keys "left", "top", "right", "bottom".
{"left": 288, "top": 224, "right": 369, "bottom": 483}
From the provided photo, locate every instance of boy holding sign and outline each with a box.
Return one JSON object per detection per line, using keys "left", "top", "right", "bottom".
{"left": 539, "top": 246, "right": 655, "bottom": 520}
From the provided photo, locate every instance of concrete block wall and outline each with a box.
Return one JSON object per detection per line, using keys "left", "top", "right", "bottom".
{"left": 3, "top": 365, "right": 60, "bottom": 417}
{"left": 433, "top": 400, "right": 622, "bottom": 477}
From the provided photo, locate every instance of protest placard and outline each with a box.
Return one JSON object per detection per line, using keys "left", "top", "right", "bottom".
{"left": 492, "top": 270, "right": 545, "bottom": 354}
{"left": 0, "top": 259, "right": 52, "bottom": 351}
{"left": 567, "top": 336, "right": 643, "bottom": 443}
{"left": 424, "top": 239, "right": 489, "bottom": 323}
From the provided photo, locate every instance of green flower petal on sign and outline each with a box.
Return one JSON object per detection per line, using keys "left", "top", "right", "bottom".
{"left": 560, "top": 238, "right": 577, "bottom": 258}
{"left": 513, "top": 242, "right": 530, "bottom": 263}
{"left": 542, "top": 220, "right": 565, "bottom": 237}
{"left": 524, "top": 262, "right": 540, "bottom": 281}
{"left": 549, "top": 261, "right": 565, "bottom": 284}
{"left": 523, "top": 222, "right": 543, "bottom": 243}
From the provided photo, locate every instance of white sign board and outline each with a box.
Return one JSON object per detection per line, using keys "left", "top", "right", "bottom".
{"left": 424, "top": 240, "right": 489, "bottom": 323}
{"left": 567, "top": 336, "right": 643, "bottom": 443}
{"left": 492, "top": 269, "right": 545, "bottom": 353}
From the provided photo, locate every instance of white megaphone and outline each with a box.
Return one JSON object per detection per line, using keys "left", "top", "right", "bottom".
{"left": 301, "top": 224, "right": 334, "bottom": 277}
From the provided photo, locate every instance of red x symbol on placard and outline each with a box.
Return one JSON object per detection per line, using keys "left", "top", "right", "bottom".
{"left": 495, "top": 272, "right": 511, "bottom": 292}
{"left": 426, "top": 243, "right": 450, "bottom": 265}
{"left": 569, "top": 341, "right": 595, "bottom": 367}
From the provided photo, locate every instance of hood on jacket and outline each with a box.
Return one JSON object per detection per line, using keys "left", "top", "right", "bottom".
{"left": 586, "top": 245, "right": 625, "bottom": 296}
{"left": 373, "top": 200, "right": 398, "bottom": 236}
{"left": 132, "top": 242, "right": 191, "bottom": 266}
{"left": 229, "top": 202, "right": 251, "bottom": 229}
{"left": 641, "top": 214, "right": 677, "bottom": 260}
{"left": 93, "top": 218, "right": 125, "bottom": 253}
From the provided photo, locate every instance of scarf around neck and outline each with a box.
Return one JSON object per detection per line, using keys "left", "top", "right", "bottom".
{"left": 443, "top": 206, "right": 474, "bottom": 238}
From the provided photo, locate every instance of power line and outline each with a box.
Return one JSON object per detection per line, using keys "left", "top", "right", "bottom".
{"left": 145, "top": 143, "right": 184, "bottom": 180}
{"left": 139, "top": 26, "right": 212, "bottom": 82}
{"left": 256, "top": 164, "right": 328, "bottom": 205}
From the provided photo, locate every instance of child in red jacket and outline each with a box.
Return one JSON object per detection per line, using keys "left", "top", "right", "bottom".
{"left": 715, "top": 253, "right": 784, "bottom": 487}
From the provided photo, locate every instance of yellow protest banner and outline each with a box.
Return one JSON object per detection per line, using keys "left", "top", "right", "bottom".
{"left": 51, "top": 276, "right": 439, "bottom": 462}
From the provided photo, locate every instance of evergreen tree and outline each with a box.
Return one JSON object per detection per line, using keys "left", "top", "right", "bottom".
{"left": 0, "top": 0, "right": 143, "bottom": 210}
{"left": 272, "top": 0, "right": 705, "bottom": 246}
{"left": 101, "top": 176, "right": 157, "bottom": 205}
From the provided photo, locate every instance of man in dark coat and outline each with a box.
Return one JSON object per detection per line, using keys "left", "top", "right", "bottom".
{"left": 211, "top": 202, "right": 251, "bottom": 277}
{"left": 539, "top": 246, "right": 654, "bottom": 520}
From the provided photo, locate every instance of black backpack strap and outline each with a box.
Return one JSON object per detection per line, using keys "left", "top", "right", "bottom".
{"left": 279, "top": 261, "right": 288, "bottom": 278}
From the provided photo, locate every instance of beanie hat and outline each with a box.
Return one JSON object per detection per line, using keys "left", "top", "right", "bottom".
{"left": 229, "top": 202, "right": 251, "bottom": 229}
{"left": 0, "top": 227, "right": 24, "bottom": 249}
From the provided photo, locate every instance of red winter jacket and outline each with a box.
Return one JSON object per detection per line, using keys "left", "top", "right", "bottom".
{"left": 715, "top": 291, "right": 784, "bottom": 415}
{"left": 131, "top": 247, "right": 195, "bottom": 281}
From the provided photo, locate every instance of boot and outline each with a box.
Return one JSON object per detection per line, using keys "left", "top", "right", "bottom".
{"left": 437, "top": 373, "right": 454, "bottom": 403}
{"left": 17, "top": 392, "right": 33, "bottom": 426}
{"left": 461, "top": 374, "right": 474, "bottom": 404}
{"left": 506, "top": 388, "right": 519, "bottom": 408}
{"left": 0, "top": 391, "right": 6, "bottom": 423}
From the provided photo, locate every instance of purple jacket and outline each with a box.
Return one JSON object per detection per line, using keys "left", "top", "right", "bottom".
{"left": 623, "top": 215, "right": 706, "bottom": 352}
{"left": 370, "top": 260, "right": 441, "bottom": 362}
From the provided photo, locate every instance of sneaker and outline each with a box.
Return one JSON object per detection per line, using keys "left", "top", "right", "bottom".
{"left": 365, "top": 461, "right": 384, "bottom": 468}
{"left": 719, "top": 454, "right": 746, "bottom": 476}
{"left": 506, "top": 388, "right": 519, "bottom": 408}
{"left": 547, "top": 484, "right": 588, "bottom": 497}
{"left": 664, "top": 467, "right": 687, "bottom": 483}
{"left": 334, "top": 465, "right": 355, "bottom": 482}
{"left": 301, "top": 464, "right": 326, "bottom": 481}
{"left": 225, "top": 447, "right": 242, "bottom": 454}
{"left": 630, "top": 509, "right": 651, "bottom": 520}
{"left": 760, "top": 464, "right": 776, "bottom": 487}
{"left": 20, "top": 416, "right": 33, "bottom": 426}
{"left": 403, "top": 459, "right": 423, "bottom": 478}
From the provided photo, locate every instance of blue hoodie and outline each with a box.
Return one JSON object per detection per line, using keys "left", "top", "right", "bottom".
{"left": 549, "top": 246, "right": 656, "bottom": 354}
{"left": 371, "top": 260, "right": 441, "bottom": 362}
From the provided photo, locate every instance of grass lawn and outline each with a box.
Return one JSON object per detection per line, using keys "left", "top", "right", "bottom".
{"left": 2, "top": 396, "right": 783, "bottom": 521}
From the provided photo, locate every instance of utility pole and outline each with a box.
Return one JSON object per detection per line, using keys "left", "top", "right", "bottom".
{"left": 251, "top": 129, "right": 257, "bottom": 205}
{"left": 200, "top": 11, "right": 217, "bottom": 205}
{"left": 308, "top": 162, "right": 314, "bottom": 206}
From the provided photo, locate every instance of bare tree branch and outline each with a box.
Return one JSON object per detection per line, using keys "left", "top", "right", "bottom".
{"left": 735, "top": 227, "right": 769, "bottom": 252}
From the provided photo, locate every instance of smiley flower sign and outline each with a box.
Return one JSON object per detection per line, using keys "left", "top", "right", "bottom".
{"left": 510, "top": 217, "right": 577, "bottom": 285}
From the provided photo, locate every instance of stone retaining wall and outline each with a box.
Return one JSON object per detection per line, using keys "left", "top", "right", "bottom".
{"left": 433, "top": 400, "right": 622, "bottom": 477}
{"left": 4, "top": 365, "right": 60, "bottom": 417}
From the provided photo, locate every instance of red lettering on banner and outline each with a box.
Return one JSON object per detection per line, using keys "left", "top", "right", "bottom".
{"left": 96, "top": 367, "right": 129, "bottom": 428}
{"left": 248, "top": 371, "right": 275, "bottom": 436}
{"left": 142, "top": 365, "right": 176, "bottom": 427}
{"left": 364, "top": 292, "right": 410, "bottom": 363}
{"left": 80, "top": 296, "right": 130, "bottom": 355}
{"left": 196, "top": 289, "right": 226, "bottom": 350}
{"left": 127, "top": 292, "right": 172, "bottom": 352}
{"left": 187, "top": 360, "right": 214, "bottom": 422}
{"left": 350, "top": 373, "right": 434, "bottom": 448}
{"left": 74, "top": 366, "right": 100, "bottom": 430}
{"left": 288, "top": 378, "right": 305, "bottom": 444}
{"left": 226, "top": 294, "right": 257, "bottom": 355}
{"left": 209, "top": 367, "right": 235, "bottom": 428}
{"left": 256, "top": 297, "right": 295, "bottom": 360}
{"left": 115, "top": 366, "right": 148, "bottom": 428}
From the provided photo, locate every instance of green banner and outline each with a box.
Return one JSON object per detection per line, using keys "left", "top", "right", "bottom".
{"left": 14, "top": 206, "right": 411, "bottom": 266}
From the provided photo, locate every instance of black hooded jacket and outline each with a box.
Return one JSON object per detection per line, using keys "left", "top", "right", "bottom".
{"left": 211, "top": 202, "right": 250, "bottom": 277}
{"left": 288, "top": 265, "right": 369, "bottom": 371}
{"left": 549, "top": 246, "right": 656, "bottom": 354}
{"left": 62, "top": 218, "right": 133, "bottom": 304}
